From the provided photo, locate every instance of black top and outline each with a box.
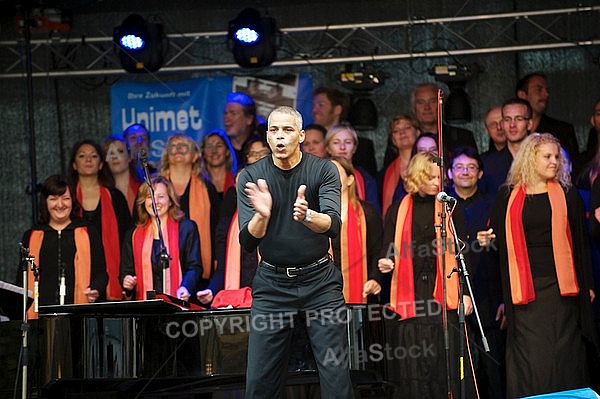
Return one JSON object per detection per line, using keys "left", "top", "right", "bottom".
{"left": 20, "top": 219, "right": 108, "bottom": 305}
{"left": 119, "top": 218, "right": 203, "bottom": 297}
{"left": 480, "top": 146, "right": 514, "bottom": 196}
{"left": 209, "top": 186, "right": 259, "bottom": 295}
{"left": 489, "top": 185, "right": 599, "bottom": 351}
{"left": 81, "top": 186, "right": 132, "bottom": 243}
{"left": 237, "top": 152, "right": 341, "bottom": 265}
{"left": 537, "top": 113, "right": 578, "bottom": 159}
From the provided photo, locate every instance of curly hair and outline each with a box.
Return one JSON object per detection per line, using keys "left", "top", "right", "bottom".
{"left": 403, "top": 152, "right": 439, "bottom": 194}
{"left": 135, "top": 175, "right": 184, "bottom": 226}
{"left": 506, "top": 132, "right": 571, "bottom": 190}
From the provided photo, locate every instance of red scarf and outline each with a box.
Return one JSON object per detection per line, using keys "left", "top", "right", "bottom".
{"left": 224, "top": 210, "right": 241, "bottom": 290}
{"left": 354, "top": 168, "right": 366, "bottom": 201}
{"left": 223, "top": 172, "right": 235, "bottom": 195}
{"left": 390, "top": 195, "right": 458, "bottom": 319}
{"left": 506, "top": 182, "right": 579, "bottom": 305}
{"left": 28, "top": 228, "right": 91, "bottom": 319}
{"left": 382, "top": 157, "right": 402, "bottom": 217}
{"left": 340, "top": 201, "right": 368, "bottom": 304}
{"left": 77, "top": 184, "right": 121, "bottom": 300}
{"left": 131, "top": 218, "right": 181, "bottom": 300}
{"left": 126, "top": 175, "right": 142, "bottom": 216}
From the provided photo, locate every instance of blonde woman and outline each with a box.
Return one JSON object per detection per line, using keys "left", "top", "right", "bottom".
{"left": 160, "top": 133, "right": 218, "bottom": 282}
{"left": 480, "top": 133, "right": 599, "bottom": 397}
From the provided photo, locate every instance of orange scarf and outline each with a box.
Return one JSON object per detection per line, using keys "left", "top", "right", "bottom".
{"left": 186, "top": 175, "right": 213, "bottom": 279}
{"left": 354, "top": 168, "right": 366, "bottom": 201}
{"left": 131, "top": 218, "right": 181, "bottom": 300}
{"left": 382, "top": 157, "right": 402, "bottom": 217}
{"left": 126, "top": 175, "right": 142, "bottom": 215}
{"left": 390, "top": 195, "right": 458, "bottom": 319}
{"left": 505, "top": 182, "right": 579, "bottom": 305}
{"left": 224, "top": 210, "right": 241, "bottom": 290}
{"left": 340, "top": 201, "right": 368, "bottom": 304}
{"left": 77, "top": 184, "right": 122, "bottom": 300}
{"left": 27, "top": 228, "right": 91, "bottom": 319}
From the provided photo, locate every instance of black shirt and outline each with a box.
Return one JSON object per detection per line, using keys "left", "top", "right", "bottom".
{"left": 237, "top": 152, "right": 341, "bottom": 265}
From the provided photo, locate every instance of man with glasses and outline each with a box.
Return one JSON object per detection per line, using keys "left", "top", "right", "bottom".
{"left": 480, "top": 98, "right": 533, "bottom": 196}
{"left": 482, "top": 106, "right": 506, "bottom": 156}
{"left": 447, "top": 146, "right": 506, "bottom": 399}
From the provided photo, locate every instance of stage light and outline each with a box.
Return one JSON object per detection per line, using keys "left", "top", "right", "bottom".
{"left": 445, "top": 83, "right": 472, "bottom": 124}
{"left": 113, "top": 14, "right": 164, "bottom": 73}
{"left": 429, "top": 63, "right": 480, "bottom": 124}
{"left": 348, "top": 97, "right": 378, "bottom": 130}
{"left": 227, "top": 8, "right": 279, "bottom": 68}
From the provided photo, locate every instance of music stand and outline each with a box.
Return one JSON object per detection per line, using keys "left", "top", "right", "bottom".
{"left": 0, "top": 280, "right": 33, "bottom": 321}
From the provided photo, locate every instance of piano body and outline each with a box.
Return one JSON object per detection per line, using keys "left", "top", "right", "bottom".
{"left": 1, "top": 298, "right": 392, "bottom": 398}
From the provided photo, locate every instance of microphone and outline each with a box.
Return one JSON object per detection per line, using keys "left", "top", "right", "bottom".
{"left": 138, "top": 148, "right": 148, "bottom": 165}
{"left": 436, "top": 191, "right": 456, "bottom": 204}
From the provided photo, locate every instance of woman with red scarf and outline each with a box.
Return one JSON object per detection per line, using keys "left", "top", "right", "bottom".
{"left": 68, "top": 139, "right": 132, "bottom": 301}
{"left": 119, "top": 176, "right": 202, "bottom": 300}
{"left": 377, "top": 151, "right": 475, "bottom": 398}
{"left": 480, "top": 133, "right": 600, "bottom": 397}
{"left": 330, "top": 157, "right": 382, "bottom": 303}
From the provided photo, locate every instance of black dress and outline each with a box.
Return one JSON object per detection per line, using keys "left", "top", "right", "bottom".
{"left": 490, "top": 187, "right": 600, "bottom": 397}
{"left": 380, "top": 194, "right": 475, "bottom": 398}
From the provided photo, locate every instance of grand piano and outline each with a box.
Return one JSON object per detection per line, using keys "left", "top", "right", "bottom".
{"left": 1, "top": 295, "right": 393, "bottom": 398}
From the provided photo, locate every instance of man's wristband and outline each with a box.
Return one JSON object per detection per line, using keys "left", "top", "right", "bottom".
{"left": 304, "top": 209, "right": 313, "bottom": 222}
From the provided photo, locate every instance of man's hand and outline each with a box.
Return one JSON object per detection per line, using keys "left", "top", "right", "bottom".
{"left": 476, "top": 228, "right": 496, "bottom": 247}
{"left": 177, "top": 286, "right": 190, "bottom": 301}
{"left": 293, "top": 184, "right": 309, "bottom": 222}
{"left": 245, "top": 179, "right": 272, "bottom": 218}
{"left": 83, "top": 287, "right": 99, "bottom": 303}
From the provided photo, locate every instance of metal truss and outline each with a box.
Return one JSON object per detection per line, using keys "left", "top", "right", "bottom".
{"left": 0, "top": 4, "right": 598, "bottom": 79}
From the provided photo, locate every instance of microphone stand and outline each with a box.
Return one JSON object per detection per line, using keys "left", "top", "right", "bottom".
{"left": 19, "top": 242, "right": 38, "bottom": 399}
{"left": 140, "top": 151, "right": 170, "bottom": 294}
{"left": 435, "top": 89, "right": 453, "bottom": 399}
{"left": 443, "top": 200, "right": 490, "bottom": 399}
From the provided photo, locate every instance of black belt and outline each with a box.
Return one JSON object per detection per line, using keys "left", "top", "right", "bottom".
{"left": 261, "top": 255, "right": 331, "bottom": 277}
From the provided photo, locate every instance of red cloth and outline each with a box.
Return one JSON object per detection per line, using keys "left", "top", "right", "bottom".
{"left": 505, "top": 182, "right": 579, "bottom": 305}
{"left": 211, "top": 286, "right": 253, "bottom": 309}
{"left": 77, "top": 185, "right": 122, "bottom": 300}
{"left": 390, "top": 195, "right": 458, "bottom": 319}
{"left": 341, "top": 201, "right": 367, "bottom": 304}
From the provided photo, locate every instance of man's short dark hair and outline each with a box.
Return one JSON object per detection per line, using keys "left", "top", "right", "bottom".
{"left": 515, "top": 72, "right": 547, "bottom": 95}
{"left": 450, "top": 146, "right": 483, "bottom": 172}
{"left": 502, "top": 97, "right": 533, "bottom": 119}
{"left": 313, "top": 86, "right": 350, "bottom": 119}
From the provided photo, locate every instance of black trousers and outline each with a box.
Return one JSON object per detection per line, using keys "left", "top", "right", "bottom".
{"left": 245, "top": 260, "right": 354, "bottom": 399}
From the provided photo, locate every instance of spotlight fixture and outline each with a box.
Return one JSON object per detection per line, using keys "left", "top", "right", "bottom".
{"left": 113, "top": 14, "right": 164, "bottom": 73}
{"left": 339, "top": 64, "right": 385, "bottom": 130}
{"left": 429, "top": 63, "right": 480, "bottom": 124}
{"left": 227, "top": 8, "right": 279, "bottom": 68}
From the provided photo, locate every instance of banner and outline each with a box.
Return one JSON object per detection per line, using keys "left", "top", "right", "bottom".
{"left": 111, "top": 74, "right": 313, "bottom": 163}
